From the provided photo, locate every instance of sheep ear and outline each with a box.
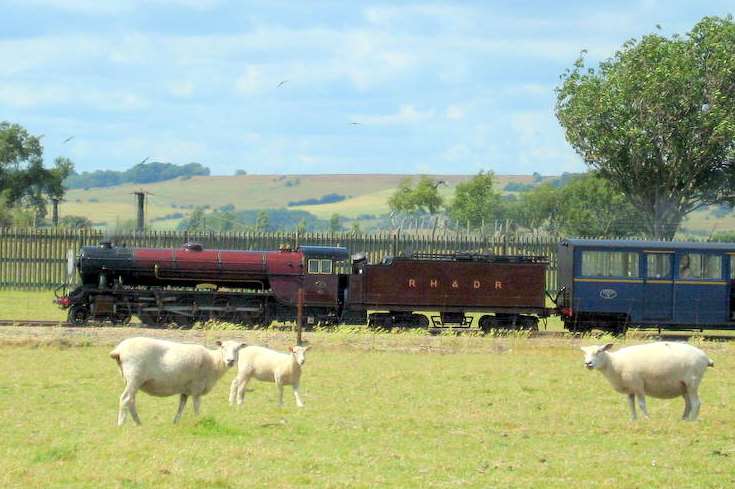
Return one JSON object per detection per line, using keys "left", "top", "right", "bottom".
{"left": 239, "top": 342, "right": 247, "bottom": 349}
{"left": 288, "top": 346, "right": 294, "bottom": 352}
{"left": 215, "top": 340, "right": 223, "bottom": 347}
{"left": 305, "top": 345, "right": 312, "bottom": 351}
{"left": 601, "top": 343, "right": 614, "bottom": 352}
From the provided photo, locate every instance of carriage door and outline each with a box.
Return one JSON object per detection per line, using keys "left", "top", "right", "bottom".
{"left": 642, "top": 252, "right": 673, "bottom": 321}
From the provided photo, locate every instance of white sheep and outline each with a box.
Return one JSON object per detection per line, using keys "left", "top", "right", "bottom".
{"left": 110, "top": 337, "right": 246, "bottom": 425}
{"left": 581, "top": 342, "right": 714, "bottom": 421}
{"left": 229, "top": 345, "right": 311, "bottom": 408}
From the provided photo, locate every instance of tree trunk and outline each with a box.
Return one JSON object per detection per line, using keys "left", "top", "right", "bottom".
{"left": 644, "top": 197, "right": 684, "bottom": 240}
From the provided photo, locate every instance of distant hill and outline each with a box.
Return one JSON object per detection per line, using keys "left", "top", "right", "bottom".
{"left": 58, "top": 172, "right": 727, "bottom": 235}
{"left": 61, "top": 174, "right": 543, "bottom": 228}
{"left": 64, "top": 162, "right": 210, "bottom": 190}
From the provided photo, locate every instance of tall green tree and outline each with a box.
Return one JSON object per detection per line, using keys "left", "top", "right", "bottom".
{"left": 180, "top": 207, "right": 207, "bottom": 232}
{"left": 329, "top": 213, "right": 342, "bottom": 232}
{"left": 387, "top": 176, "right": 444, "bottom": 215}
{"left": 255, "top": 210, "right": 270, "bottom": 231}
{"left": 0, "top": 122, "right": 74, "bottom": 225}
{"left": 512, "top": 183, "right": 564, "bottom": 231}
{"left": 447, "top": 171, "right": 503, "bottom": 229}
{"left": 555, "top": 16, "right": 735, "bottom": 239}
{"left": 388, "top": 176, "right": 444, "bottom": 231}
{"left": 558, "top": 174, "right": 645, "bottom": 237}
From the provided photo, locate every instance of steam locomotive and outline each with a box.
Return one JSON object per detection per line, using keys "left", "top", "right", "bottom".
{"left": 55, "top": 241, "right": 551, "bottom": 330}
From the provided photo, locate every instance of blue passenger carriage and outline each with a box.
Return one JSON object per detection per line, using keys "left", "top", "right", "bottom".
{"left": 557, "top": 239, "right": 735, "bottom": 333}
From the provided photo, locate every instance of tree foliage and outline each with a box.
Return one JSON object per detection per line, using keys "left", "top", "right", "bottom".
{"left": 512, "top": 174, "right": 645, "bottom": 237}
{"left": 255, "top": 210, "right": 270, "bottom": 231}
{"left": 447, "top": 171, "right": 503, "bottom": 228}
{"left": 59, "top": 215, "right": 93, "bottom": 229}
{"left": 388, "top": 176, "right": 444, "bottom": 215}
{"left": 64, "top": 161, "right": 210, "bottom": 190}
{"left": 555, "top": 16, "right": 735, "bottom": 239}
{"left": 329, "top": 213, "right": 342, "bottom": 232}
{"left": 0, "top": 121, "right": 74, "bottom": 225}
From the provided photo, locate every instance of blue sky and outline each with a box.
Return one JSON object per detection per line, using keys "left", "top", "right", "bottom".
{"left": 1, "top": 1, "right": 732, "bottom": 176}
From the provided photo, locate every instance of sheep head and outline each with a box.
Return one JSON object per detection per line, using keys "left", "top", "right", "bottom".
{"left": 216, "top": 340, "right": 247, "bottom": 367}
{"left": 288, "top": 345, "right": 311, "bottom": 366}
{"left": 581, "top": 343, "right": 614, "bottom": 370}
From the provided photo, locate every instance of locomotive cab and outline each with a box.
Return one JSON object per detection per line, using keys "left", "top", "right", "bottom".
{"left": 299, "top": 246, "right": 350, "bottom": 320}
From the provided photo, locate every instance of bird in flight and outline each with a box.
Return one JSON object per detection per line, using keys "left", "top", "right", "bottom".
{"left": 350, "top": 122, "right": 361, "bottom": 125}
{"left": 277, "top": 80, "right": 288, "bottom": 88}
{"left": 62, "top": 136, "right": 74, "bottom": 143}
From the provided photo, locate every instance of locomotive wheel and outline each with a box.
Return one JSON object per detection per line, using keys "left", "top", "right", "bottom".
{"left": 173, "top": 313, "right": 195, "bottom": 329}
{"left": 213, "top": 297, "right": 238, "bottom": 324}
{"left": 112, "top": 306, "right": 132, "bottom": 325}
{"left": 139, "top": 312, "right": 166, "bottom": 328}
{"left": 68, "top": 306, "right": 89, "bottom": 326}
{"left": 172, "top": 295, "right": 197, "bottom": 328}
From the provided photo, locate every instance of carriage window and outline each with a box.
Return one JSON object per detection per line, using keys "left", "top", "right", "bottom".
{"left": 678, "top": 254, "right": 721, "bottom": 279}
{"left": 581, "top": 251, "right": 639, "bottom": 278}
{"left": 646, "top": 254, "right": 672, "bottom": 279}
{"left": 307, "top": 259, "right": 333, "bottom": 274}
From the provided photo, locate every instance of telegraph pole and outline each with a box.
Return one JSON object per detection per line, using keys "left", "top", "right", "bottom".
{"left": 134, "top": 191, "right": 145, "bottom": 232}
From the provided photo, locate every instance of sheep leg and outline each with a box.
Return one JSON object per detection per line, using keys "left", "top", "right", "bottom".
{"left": 686, "top": 392, "right": 701, "bottom": 421}
{"left": 627, "top": 394, "right": 637, "bottom": 420}
{"left": 682, "top": 394, "right": 692, "bottom": 420}
{"left": 236, "top": 375, "right": 251, "bottom": 406}
{"left": 636, "top": 395, "right": 649, "bottom": 418}
{"left": 293, "top": 383, "right": 304, "bottom": 408}
{"left": 192, "top": 396, "right": 201, "bottom": 416}
{"left": 173, "top": 394, "right": 188, "bottom": 424}
{"left": 277, "top": 381, "right": 285, "bottom": 407}
{"left": 229, "top": 377, "right": 239, "bottom": 406}
{"left": 118, "top": 383, "right": 141, "bottom": 426}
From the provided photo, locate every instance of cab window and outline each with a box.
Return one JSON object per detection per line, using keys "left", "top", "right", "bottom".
{"left": 678, "top": 254, "right": 721, "bottom": 279}
{"left": 581, "top": 251, "right": 639, "bottom": 278}
{"left": 307, "top": 258, "right": 333, "bottom": 274}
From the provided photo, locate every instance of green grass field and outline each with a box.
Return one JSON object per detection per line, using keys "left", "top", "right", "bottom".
{"left": 0, "top": 324, "right": 733, "bottom": 489}
{"left": 0, "top": 290, "right": 67, "bottom": 321}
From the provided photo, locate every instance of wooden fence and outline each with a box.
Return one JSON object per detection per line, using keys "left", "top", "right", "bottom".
{"left": 0, "top": 228, "right": 560, "bottom": 291}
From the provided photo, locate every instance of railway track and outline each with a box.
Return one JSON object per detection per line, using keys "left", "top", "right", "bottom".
{"left": 1, "top": 319, "right": 734, "bottom": 342}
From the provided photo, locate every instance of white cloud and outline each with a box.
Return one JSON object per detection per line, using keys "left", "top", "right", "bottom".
{"left": 169, "top": 81, "right": 195, "bottom": 98}
{"left": 357, "top": 105, "right": 435, "bottom": 125}
{"left": 0, "top": 82, "right": 147, "bottom": 111}
{"left": 446, "top": 105, "right": 465, "bottom": 120}
{"left": 234, "top": 66, "right": 266, "bottom": 95}
{"left": 8, "top": 0, "right": 222, "bottom": 14}
{"left": 504, "top": 84, "right": 553, "bottom": 97}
